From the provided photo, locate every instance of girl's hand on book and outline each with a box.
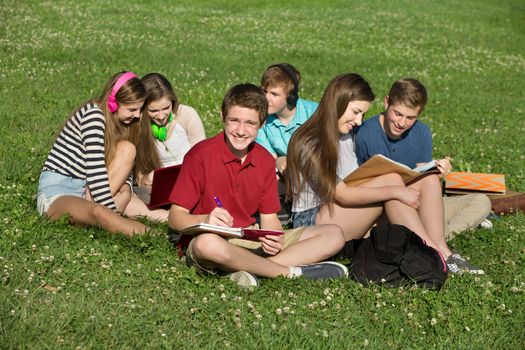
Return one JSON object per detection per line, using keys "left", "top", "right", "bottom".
{"left": 435, "top": 157, "right": 452, "bottom": 176}
{"left": 205, "top": 207, "right": 233, "bottom": 227}
{"left": 396, "top": 187, "right": 421, "bottom": 209}
{"left": 259, "top": 234, "right": 283, "bottom": 255}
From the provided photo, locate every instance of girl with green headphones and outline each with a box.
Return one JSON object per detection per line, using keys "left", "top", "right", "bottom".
{"left": 124, "top": 73, "right": 205, "bottom": 221}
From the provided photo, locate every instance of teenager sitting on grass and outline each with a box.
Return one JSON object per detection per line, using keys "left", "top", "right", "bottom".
{"left": 287, "top": 72, "right": 484, "bottom": 275}
{"left": 255, "top": 63, "right": 318, "bottom": 175}
{"left": 124, "top": 73, "right": 206, "bottom": 221}
{"left": 355, "top": 78, "right": 489, "bottom": 272}
{"left": 168, "top": 83, "right": 347, "bottom": 287}
{"left": 36, "top": 71, "right": 149, "bottom": 237}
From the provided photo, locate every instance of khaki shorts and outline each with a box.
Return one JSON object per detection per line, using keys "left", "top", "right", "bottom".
{"left": 185, "top": 227, "right": 306, "bottom": 276}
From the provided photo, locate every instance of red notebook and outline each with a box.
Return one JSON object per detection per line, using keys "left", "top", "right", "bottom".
{"left": 134, "top": 165, "right": 181, "bottom": 210}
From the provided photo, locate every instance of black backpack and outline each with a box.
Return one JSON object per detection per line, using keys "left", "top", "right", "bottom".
{"left": 347, "top": 224, "right": 448, "bottom": 290}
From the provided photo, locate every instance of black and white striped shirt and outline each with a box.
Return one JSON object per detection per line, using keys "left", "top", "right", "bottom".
{"left": 43, "top": 102, "right": 131, "bottom": 210}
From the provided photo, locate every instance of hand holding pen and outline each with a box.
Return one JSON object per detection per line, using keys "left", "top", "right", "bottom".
{"left": 205, "top": 196, "right": 233, "bottom": 227}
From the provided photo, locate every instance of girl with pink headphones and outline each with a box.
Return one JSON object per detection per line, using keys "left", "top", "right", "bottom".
{"left": 36, "top": 71, "right": 149, "bottom": 236}
{"left": 124, "top": 72, "right": 205, "bottom": 221}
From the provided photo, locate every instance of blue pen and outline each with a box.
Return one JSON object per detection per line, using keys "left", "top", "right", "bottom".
{"left": 213, "top": 196, "right": 224, "bottom": 208}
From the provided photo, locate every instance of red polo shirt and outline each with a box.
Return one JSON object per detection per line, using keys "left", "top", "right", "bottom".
{"left": 169, "top": 132, "right": 280, "bottom": 227}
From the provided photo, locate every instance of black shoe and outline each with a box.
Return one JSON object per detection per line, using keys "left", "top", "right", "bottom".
{"left": 297, "top": 262, "right": 348, "bottom": 280}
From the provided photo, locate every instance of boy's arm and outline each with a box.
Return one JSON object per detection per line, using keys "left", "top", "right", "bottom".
{"left": 258, "top": 213, "right": 284, "bottom": 256}
{"left": 259, "top": 213, "right": 283, "bottom": 231}
{"left": 168, "top": 204, "right": 234, "bottom": 230}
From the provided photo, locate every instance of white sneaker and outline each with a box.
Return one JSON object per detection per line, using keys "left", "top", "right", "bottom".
{"left": 228, "top": 271, "right": 259, "bottom": 288}
{"left": 478, "top": 218, "right": 493, "bottom": 229}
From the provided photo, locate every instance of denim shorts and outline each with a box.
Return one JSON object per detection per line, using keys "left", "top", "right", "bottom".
{"left": 291, "top": 206, "right": 319, "bottom": 228}
{"left": 36, "top": 170, "right": 86, "bottom": 215}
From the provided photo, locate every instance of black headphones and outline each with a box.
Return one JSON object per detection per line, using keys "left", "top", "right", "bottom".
{"left": 269, "top": 63, "right": 299, "bottom": 110}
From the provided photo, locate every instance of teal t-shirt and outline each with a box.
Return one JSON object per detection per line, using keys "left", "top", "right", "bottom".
{"left": 255, "top": 98, "right": 318, "bottom": 157}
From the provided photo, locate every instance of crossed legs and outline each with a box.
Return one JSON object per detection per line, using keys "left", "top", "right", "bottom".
{"left": 188, "top": 224, "right": 345, "bottom": 278}
{"left": 315, "top": 173, "right": 448, "bottom": 257}
{"left": 45, "top": 141, "right": 149, "bottom": 236}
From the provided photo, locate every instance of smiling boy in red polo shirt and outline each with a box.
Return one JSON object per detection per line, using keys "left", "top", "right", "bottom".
{"left": 168, "top": 83, "right": 347, "bottom": 287}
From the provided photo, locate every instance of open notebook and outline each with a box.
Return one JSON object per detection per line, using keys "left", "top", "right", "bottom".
{"left": 134, "top": 164, "right": 181, "bottom": 210}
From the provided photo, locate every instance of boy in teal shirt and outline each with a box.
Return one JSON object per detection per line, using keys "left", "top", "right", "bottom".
{"left": 256, "top": 63, "right": 318, "bottom": 174}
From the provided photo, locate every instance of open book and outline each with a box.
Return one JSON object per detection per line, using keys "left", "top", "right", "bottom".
{"left": 178, "top": 223, "right": 285, "bottom": 241}
{"left": 344, "top": 154, "right": 440, "bottom": 187}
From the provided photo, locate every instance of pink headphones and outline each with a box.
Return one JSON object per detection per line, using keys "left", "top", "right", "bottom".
{"left": 107, "top": 72, "right": 138, "bottom": 113}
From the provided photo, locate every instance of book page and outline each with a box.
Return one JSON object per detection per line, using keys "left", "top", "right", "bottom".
{"left": 413, "top": 160, "right": 437, "bottom": 173}
{"left": 179, "top": 223, "right": 243, "bottom": 238}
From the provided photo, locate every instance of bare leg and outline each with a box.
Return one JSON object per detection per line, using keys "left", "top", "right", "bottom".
{"left": 106, "top": 140, "right": 136, "bottom": 212}
{"left": 124, "top": 194, "right": 169, "bottom": 222}
{"left": 409, "top": 175, "right": 452, "bottom": 257}
{"left": 190, "top": 234, "right": 290, "bottom": 277}
{"left": 47, "top": 196, "right": 148, "bottom": 237}
{"left": 317, "top": 203, "right": 383, "bottom": 241}
{"left": 107, "top": 140, "right": 135, "bottom": 193}
{"left": 190, "top": 225, "right": 345, "bottom": 278}
{"left": 317, "top": 173, "right": 443, "bottom": 254}
{"left": 268, "top": 224, "right": 345, "bottom": 266}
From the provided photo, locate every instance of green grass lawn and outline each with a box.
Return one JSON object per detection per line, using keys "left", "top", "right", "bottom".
{"left": 1, "top": 0, "right": 524, "bottom": 348}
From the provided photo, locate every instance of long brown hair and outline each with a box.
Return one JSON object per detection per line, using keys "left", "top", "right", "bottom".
{"left": 133, "top": 73, "right": 181, "bottom": 177}
{"left": 60, "top": 72, "right": 145, "bottom": 164}
{"left": 98, "top": 72, "right": 145, "bottom": 164}
{"left": 287, "top": 73, "right": 374, "bottom": 210}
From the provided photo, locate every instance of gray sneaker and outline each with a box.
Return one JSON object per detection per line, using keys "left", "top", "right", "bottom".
{"left": 446, "top": 253, "right": 485, "bottom": 275}
{"left": 298, "top": 261, "right": 349, "bottom": 280}
{"left": 228, "top": 271, "right": 259, "bottom": 287}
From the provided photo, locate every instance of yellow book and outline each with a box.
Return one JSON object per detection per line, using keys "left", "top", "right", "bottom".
{"left": 343, "top": 154, "right": 440, "bottom": 187}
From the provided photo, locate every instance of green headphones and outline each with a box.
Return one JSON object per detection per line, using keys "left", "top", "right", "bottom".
{"left": 151, "top": 113, "right": 173, "bottom": 142}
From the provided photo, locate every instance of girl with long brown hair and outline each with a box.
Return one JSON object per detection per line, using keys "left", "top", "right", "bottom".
{"left": 124, "top": 73, "right": 205, "bottom": 221}
{"left": 37, "top": 71, "right": 149, "bottom": 236}
{"left": 287, "top": 73, "right": 446, "bottom": 256}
